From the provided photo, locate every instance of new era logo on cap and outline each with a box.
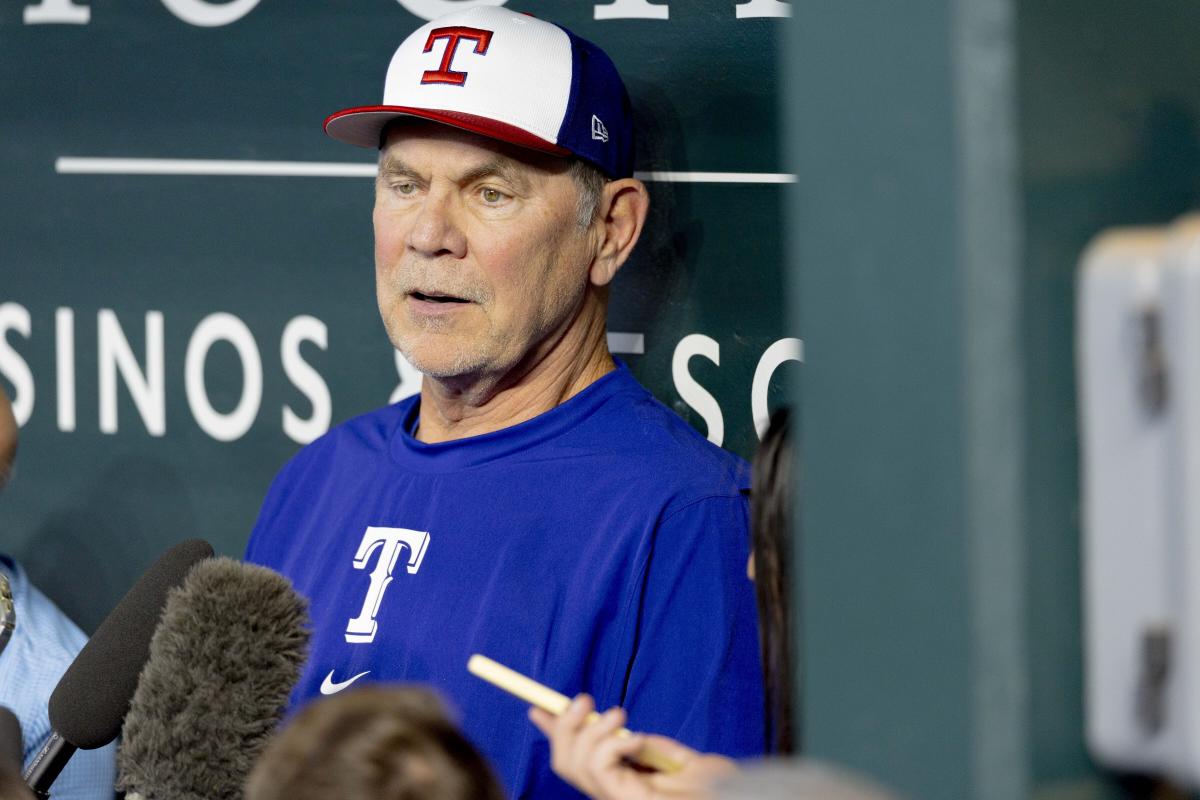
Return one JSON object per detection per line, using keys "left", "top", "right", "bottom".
{"left": 323, "top": 7, "right": 636, "bottom": 178}
{"left": 591, "top": 115, "right": 609, "bottom": 143}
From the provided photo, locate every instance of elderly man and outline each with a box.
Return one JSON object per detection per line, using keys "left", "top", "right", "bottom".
{"left": 245, "top": 8, "right": 763, "bottom": 798}
{"left": 0, "top": 388, "right": 118, "bottom": 799}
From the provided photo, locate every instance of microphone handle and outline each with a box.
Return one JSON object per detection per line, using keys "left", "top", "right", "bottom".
{"left": 23, "top": 731, "right": 76, "bottom": 798}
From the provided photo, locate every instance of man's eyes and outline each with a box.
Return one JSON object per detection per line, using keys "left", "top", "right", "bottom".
{"left": 384, "top": 181, "right": 510, "bottom": 205}
{"left": 479, "top": 187, "right": 509, "bottom": 205}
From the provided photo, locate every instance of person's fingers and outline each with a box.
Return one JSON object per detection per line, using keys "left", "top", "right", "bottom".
{"left": 528, "top": 707, "right": 554, "bottom": 737}
{"left": 528, "top": 696, "right": 658, "bottom": 800}
{"left": 638, "top": 734, "right": 702, "bottom": 765}
{"left": 577, "top": 706, "right": 627, "bottom": 755}
{"left": 545, "top": 695, "right": 594, "bottom": 776}
{"left": 586, "top": 733, "right": 660, "bottom": 800}
{"left": 562, "top": 694, "right": 595, "bottom": 731}
{"left": 569, "top": 705, "right": 625, "bottom": 784}
{"left": 590, "top": 728, "right": 644, "bottom": 773}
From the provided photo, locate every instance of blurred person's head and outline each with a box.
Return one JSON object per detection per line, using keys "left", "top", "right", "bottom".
{"left": 245, "top": 686, "right": 505, "bottom": 800}
{"left": 715, "top": 759, "right": 897, "bottom": 800}
{"left": 0, "top": 763, "right": 33, "bottom": 800}
{"left": 751, "top": 407, "right": 796, "bottom": 755}
{"left": 0, "top": 387, "right": 15, "bottom": 493}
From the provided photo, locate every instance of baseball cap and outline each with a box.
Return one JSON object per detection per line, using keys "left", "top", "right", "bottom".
{"left": 324, "top": 7, "right": 635, "bottom": 179}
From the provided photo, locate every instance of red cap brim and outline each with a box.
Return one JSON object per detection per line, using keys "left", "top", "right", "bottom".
{"left": 324, "top": 105, "right": 573, "bottom": 157}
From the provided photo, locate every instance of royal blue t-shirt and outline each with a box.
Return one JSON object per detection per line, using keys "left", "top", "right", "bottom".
{"left": 245, "top": 364, "right": 764, "bottom": 798}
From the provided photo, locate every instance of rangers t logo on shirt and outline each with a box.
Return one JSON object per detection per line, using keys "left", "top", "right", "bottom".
{"left": 345, "top": 526, "right": 430, "bottom": 643}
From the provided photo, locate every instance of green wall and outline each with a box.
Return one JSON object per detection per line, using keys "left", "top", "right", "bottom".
{"left": 791, "top": 1, "right": 1200, "bottom": 798}
{"left": 1019, "top": 2, "right": 1200, "bottom": 795}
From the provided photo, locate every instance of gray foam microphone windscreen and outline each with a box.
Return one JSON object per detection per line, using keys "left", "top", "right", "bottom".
{"left": 47, "top": 538, "right": 215, "bottom": 750}
{"left": 117, "top": 557, "right": 310, "bottom": 800}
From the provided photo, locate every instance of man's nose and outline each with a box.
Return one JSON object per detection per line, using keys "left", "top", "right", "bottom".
{"left": 407, "top": 188, "right": 467, "bottom": 259}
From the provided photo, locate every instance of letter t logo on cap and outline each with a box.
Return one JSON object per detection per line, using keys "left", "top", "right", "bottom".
{"left": 421, "top": 26, "right": 494, "bottom": 86}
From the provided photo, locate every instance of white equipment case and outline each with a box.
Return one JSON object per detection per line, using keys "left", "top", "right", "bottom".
{"left": 1080, "top": 215, "right": 1200, "bottom": 785}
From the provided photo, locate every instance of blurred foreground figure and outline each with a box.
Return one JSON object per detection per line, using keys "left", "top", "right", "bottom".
{"left": 532, "top": 409, "right": 796, "bottom": 799}
{"left": 0, "top": 388, "right": 117, "bottom": 799}
{"left": 0, "top": 705, "right": 32, "bottom": 800}
{"left": 714, "top": 760, "right": 898, "bottom": 800}
{"left": 0, "top": 767, "right": 34, "bottom": 800}
{"left": 244, "top": 686, "right": 505, "bottom": 800}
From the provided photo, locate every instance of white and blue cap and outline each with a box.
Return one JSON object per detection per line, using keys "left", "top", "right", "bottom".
{"left": 324, "top": 7, "right": 636, "bottom": 179}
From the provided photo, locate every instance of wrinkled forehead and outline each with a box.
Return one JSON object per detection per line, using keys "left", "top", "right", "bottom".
{"left": 378, "top": 118, "right": 571, "bottom": 181}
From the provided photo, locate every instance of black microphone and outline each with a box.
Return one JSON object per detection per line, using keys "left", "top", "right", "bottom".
{"left": 22, "top": 538, "right": 214, "bottom": 799}
{"left": 0, "top": 706, "right": 22, "bottom": 774}
{"left": 117, "top": 557, "right": 309, "bottom": 800}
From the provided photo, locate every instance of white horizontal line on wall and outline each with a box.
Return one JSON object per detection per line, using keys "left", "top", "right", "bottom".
{"left": 55, "top": 157, "right": 378, "bottom": 177}
{"left": 54, "top": 157, "right": 796, "bottom": 184}
{"left": 635, "top": 170, "right": 797, "bottom": 184}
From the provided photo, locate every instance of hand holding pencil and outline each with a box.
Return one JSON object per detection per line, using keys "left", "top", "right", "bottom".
{"left": 468, "top": 654, "right": 737, "bottom": 800}
{"left": 529, "top": 694, "right": 737, "bottom": 800}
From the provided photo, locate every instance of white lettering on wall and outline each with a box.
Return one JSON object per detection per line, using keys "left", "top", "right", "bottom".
{"left": 159, "top": 0, "right": 260, "bottom": 27}
{"left": 393, "top": 0, "right": 507, "bottom": 22}
{"left": 281, "top": 315, "right": 331, "bottom": 445}
{"left": 389, "top": 349, "right": 423, "bottom": 405}
{"left": 595, "top": 0, "right": 669, "bottom": 20}
{"left": 0, "top": 304, "right": 35, "bottom": 427}
{"left": 25, "top": 0, "right": 785, "bottom": 25}
{"left": 735, "top": 0, "right": 790, "bottom": 18}
{"left": 0, "top": 304, "right": 802, "bottom": 447}
{"left": 185, "top": 312, "right": 263, "bottom": 442}
{"left": 751, "top": 337, "right": 802, "bottom": 438}
{"left": 23, "top": 0, "right": 89, "bottom": 24}
{"left": 672, "top": 333, "right": 723, "bottom": 446}
{"left": 56, "top": 307, "right": 76, "bottom": 432}
{"left": 98, "top": 309, "right": 165, "bottom": 436}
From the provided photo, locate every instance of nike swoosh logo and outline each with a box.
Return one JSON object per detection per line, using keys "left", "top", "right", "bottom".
{"left": 320, "top": 669, "right": 371, "bottom": 695}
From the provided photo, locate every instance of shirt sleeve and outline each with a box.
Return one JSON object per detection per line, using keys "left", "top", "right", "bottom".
{"left": 3, "top": 568, "right": 118, "bottom": 800}
{"left": 43, "top": 740, "right": 116, "bottom": 800}
{"left": 617, "top": 493, "right": 766, "bottom": 759}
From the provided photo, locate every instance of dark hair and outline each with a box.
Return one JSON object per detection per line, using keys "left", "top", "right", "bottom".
{"left": 751, "top": 407, "right": 796, "bottom": 755}
{"left": 245, "top": 686, "right": 506, "bottom": 800}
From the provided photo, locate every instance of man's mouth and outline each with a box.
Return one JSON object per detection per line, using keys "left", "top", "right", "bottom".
{"left": 410, "top": 290, "right": 470, "bottom": 304}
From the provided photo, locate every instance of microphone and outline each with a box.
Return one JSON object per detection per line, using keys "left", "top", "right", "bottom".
{"left": 0, "top": 706, "right": 22, "bottom": 774}
{"left": 117, "top": 557, "right": 309, "bottom": 800}
{"left": 22, "top": 538, "right": 215, "bottom": 799}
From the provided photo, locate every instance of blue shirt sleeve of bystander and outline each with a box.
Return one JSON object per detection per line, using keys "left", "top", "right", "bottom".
{"left": 0, "top": 559, "right": 117, "bottom": 800}
{"left": 41, "top": 740, "right": 117, "bottom": 800}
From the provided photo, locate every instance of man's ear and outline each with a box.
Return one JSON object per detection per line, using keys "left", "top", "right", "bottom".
{"left": 589, "top": 178, "right": 650, "bottom": 287}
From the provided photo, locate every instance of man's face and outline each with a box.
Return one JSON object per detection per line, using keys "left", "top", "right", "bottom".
{"left": 373, "top": 121, "right": 598, "bottom": 382}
